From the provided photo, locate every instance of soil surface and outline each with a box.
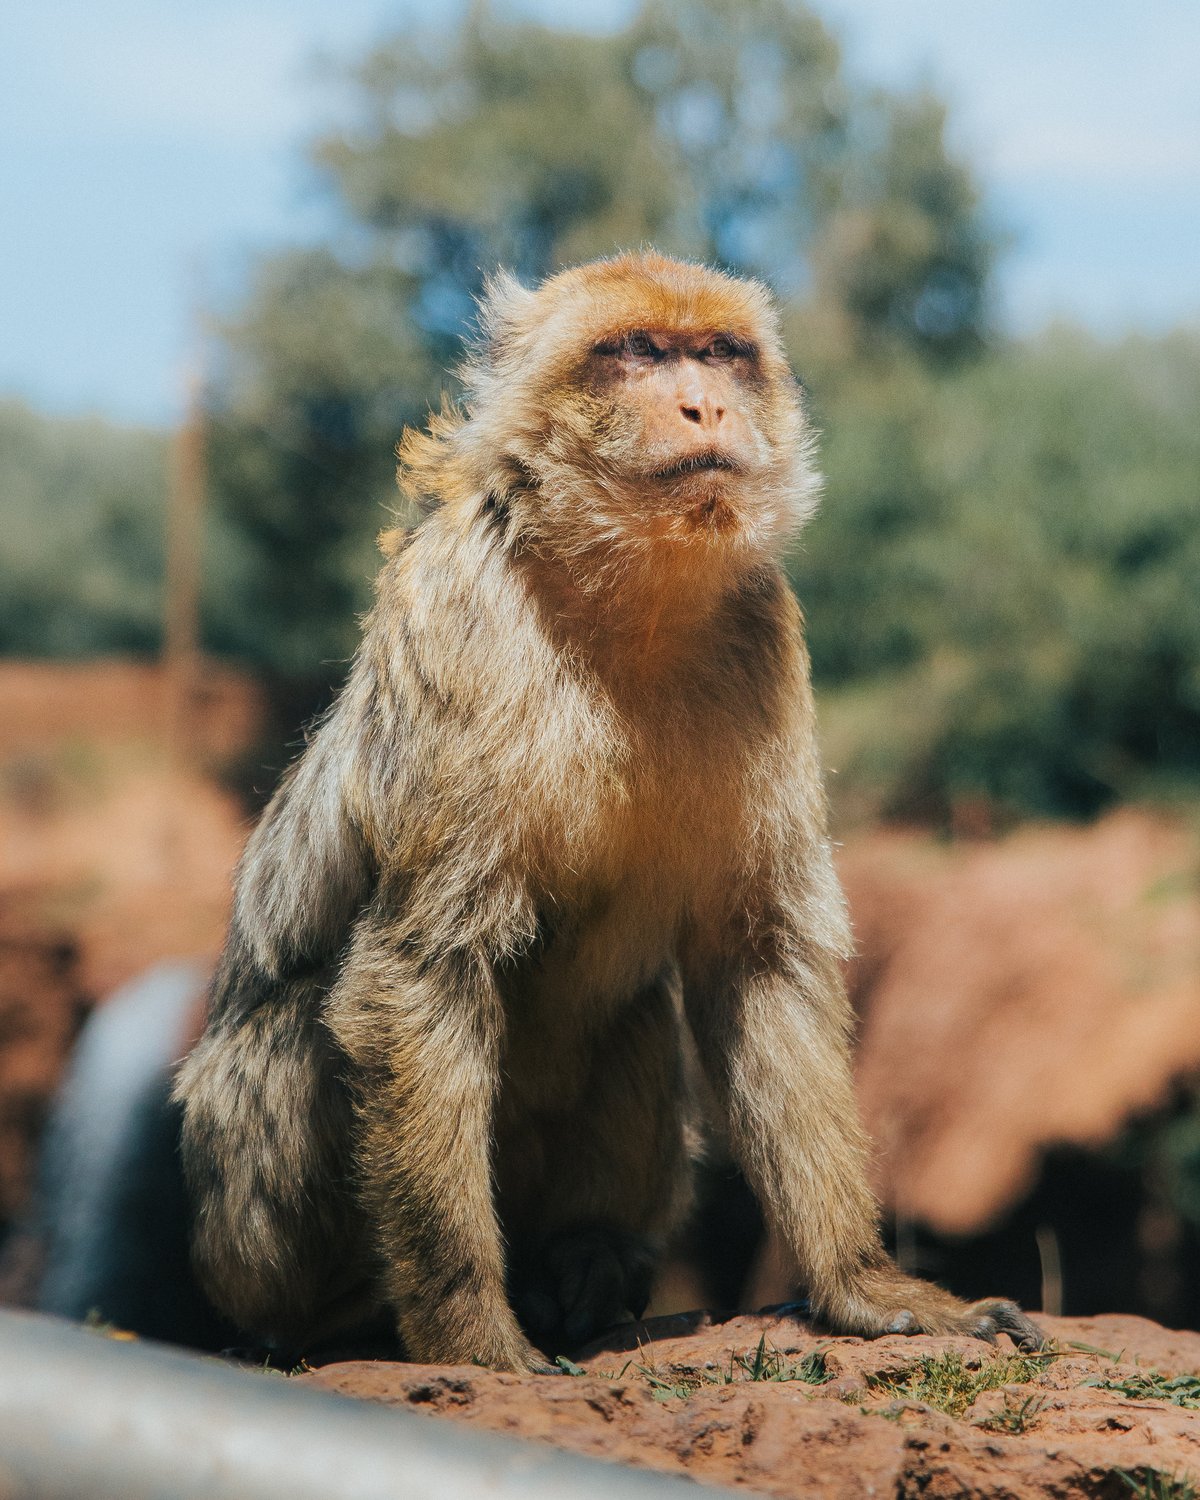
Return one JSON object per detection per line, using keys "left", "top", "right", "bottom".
{"left": 303, "top": 1310, "right": 1200, "bottom": 1498}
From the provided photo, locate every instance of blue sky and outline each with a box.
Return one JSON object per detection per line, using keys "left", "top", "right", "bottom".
{"left": 2, "top": 0, "right": 1197, "bottom": 426}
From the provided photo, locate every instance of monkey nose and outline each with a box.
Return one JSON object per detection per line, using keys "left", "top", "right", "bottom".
{"left": 679, "top": 398, "right": 725, "bottom": 429}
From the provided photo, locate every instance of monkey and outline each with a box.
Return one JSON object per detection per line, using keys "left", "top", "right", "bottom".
{"left": 174, "top": 250, "right": 1043, "bottom": 1371}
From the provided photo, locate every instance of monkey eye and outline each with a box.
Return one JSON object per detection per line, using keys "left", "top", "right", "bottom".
{"left": 704, "top": 336, "right": 736, "bottom": 361}
{"left": 591, "top": 331, "right": 659, "bottom": 360}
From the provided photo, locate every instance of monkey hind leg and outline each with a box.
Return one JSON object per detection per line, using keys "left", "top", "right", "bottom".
{"left": 174, "top": 983, "right": 376, "bottom": 1348}
{"left": 506, "top": 976, "right": 693, "bottom": 1353}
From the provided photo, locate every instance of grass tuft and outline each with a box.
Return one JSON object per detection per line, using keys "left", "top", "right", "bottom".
{"left": 1116, "top": 1468, "right": 1200, "bottom": 1500}
{"left": 1066, "top": 1340, "right": 1126, "bottom": 1362}
{"left": 974, "top": 1390, "right": 1048, "bottom": 1434}
{"left": 729, "top": 1334, "right": 831, "bottom": 1387}
{"left": 618, "top": 1335, "right": 832, "bottom": 1403}
{"left": 864, "top": 1349, "right": 1053, "bottom": 1420}
{"left": 1092, "top": 1372, "right": 1200, "bottom": 1410}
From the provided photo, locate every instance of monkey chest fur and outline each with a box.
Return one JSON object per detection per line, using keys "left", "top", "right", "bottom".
{"left": 484, "top": 693, "right": 750, "bottom": 1107}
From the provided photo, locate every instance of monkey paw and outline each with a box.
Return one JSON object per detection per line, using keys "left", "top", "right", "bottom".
{"left": 882, "top": 1298, "right": 1046, "bottom": 1351}
{"left": 511, "top": 1225, "right": 655, "bottom": 1353}
{"left": 823, "top": 1267, "right": 1046, "bottom": 1352}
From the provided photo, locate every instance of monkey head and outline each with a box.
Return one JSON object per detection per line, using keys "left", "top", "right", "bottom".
{"left": 395, "top": 252, "right": 820, "bottom": 588}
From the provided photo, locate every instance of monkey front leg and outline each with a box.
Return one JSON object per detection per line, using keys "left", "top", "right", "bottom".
{"left": 325, "top": 921, "right": 551, "bottom": 1373}
{"left": 683, "top": 946, "right": 1043, "bottom": 1350}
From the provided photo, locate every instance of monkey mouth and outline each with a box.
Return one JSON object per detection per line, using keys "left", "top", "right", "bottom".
{"left": 651, "top": 450, "right": 741, "bottom": 481}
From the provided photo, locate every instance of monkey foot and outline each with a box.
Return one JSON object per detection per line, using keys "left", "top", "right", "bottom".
{"left": 511, "top": 1225, "right": 655, "bottom": 1353}
{"left": 817, "top": 1268, "right": 1047, "bottom": 1352}
{"left": 881, "top": 1298, "right": 1047, "bottom": 1351}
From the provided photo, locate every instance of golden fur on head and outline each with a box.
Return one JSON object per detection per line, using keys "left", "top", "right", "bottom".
{"left": 391, "top": 251, "right": 820, "bottom": 582}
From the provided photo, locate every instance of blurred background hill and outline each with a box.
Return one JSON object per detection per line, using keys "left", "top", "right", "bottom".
{"left": 0, "top": 0, "right": 1197, "bottom": 1328}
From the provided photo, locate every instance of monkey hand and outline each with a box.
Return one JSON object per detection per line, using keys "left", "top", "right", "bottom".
{"left": 819, "top": 1260, "right": 1046, "bottom": 1351}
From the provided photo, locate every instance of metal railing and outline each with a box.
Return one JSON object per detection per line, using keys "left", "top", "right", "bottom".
{"left": 0, "top": 1309, "right": 713, "bottom": 1500}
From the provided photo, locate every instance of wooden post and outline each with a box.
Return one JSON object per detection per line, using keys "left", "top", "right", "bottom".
{"left": 163, "top": 375, "right": 204, "bottom": 781}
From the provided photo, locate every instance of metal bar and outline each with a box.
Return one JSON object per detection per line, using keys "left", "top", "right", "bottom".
{"left": 0, "top": 1309, "right": 710, "bottom": 1500}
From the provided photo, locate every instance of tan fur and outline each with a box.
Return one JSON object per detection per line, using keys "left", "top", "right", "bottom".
{"left": 175, "top": 251, "right": 1041, "bottom": 1368}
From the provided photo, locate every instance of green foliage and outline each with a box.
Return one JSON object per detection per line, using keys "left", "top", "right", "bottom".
{"left": 202, "top": 249, "right": 427, "bottom": 675}
{"left": 809, "top": 90, "right": 995, "bottom": 364}
{"left": 0, "top": 400, "right": 168, "bottom": 657}
{"left": 796, "top": 328, "right": 1200, "bottom": 820}
{"left": 634, "top": 1365, "right": 699, "bottom": 1402}
{"left": 974, "top": 1390, "right": 1047, "bottom": 1435}
{"left": 1090, "top": 1371, "right": 1200, "bottom": 1410}
{"left": 1116, "top": 1469, "right": 1200, "bottom": 1500}
{"left": 727, "top": 1333, "right": 831, "bottom": 1385}
{"left": 629, "top": 1335, "right": 831, "bottom": 1401}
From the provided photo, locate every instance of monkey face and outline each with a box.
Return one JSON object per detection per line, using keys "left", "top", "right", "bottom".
{"left": 398, "top": 252, "right": 821, "bottom": 575}
{"left": 578, "top": 324, "right": 773, "bottom": 537}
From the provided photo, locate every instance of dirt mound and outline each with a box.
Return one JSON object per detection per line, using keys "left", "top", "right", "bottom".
{"left": 0, "top": 921, "right": 89, "bottom": 1229}
{"left": 841, "top": 809, "right": 1200, "bottom": 1234}
{"left": 304, "top": 1310, "right": 1200, "bottom": 1498}
{"left": 0, "top": 658, "right": 263, "bottom": 762}
{"left": 0, "top": 657, "right": 256, "bottom": 1000}
{"left": 0, "top": 658, "right": 257, "bottom": 1243}
{"left": 1, "top": 762, "right": 246, "bottom": 1002}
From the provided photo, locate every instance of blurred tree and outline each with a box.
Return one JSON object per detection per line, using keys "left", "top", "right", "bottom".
{"left": 0, "top": 400, "right": 167, "bottom": 657}
{"left": 203, "top": 250, "right": 428, "bottom": 675}
{"left": 801, "top": 329, "right": 1200, "bottom": 821}
{"left": 809, "top": 91, "right": 995, "bottom": 364}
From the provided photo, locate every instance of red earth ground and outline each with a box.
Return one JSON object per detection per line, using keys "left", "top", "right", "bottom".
{"left": 304, "top": 1308, "right": 1200, "bottom": 1499}
{"left": 0, "top": 659, "right": 254, "bottom": 1225}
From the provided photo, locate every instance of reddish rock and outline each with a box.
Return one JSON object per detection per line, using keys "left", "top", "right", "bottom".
{"left": 302, "top": 1311, "right": 1200, "bottom": 1499}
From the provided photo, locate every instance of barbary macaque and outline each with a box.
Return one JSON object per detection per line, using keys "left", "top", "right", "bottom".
{"left": 175, "top": 251, "right": 1043, "bottom": 1369}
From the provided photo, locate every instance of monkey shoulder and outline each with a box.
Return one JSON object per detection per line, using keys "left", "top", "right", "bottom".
{"left": 365, "top": 513, "right": 588, "bottom": 743}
